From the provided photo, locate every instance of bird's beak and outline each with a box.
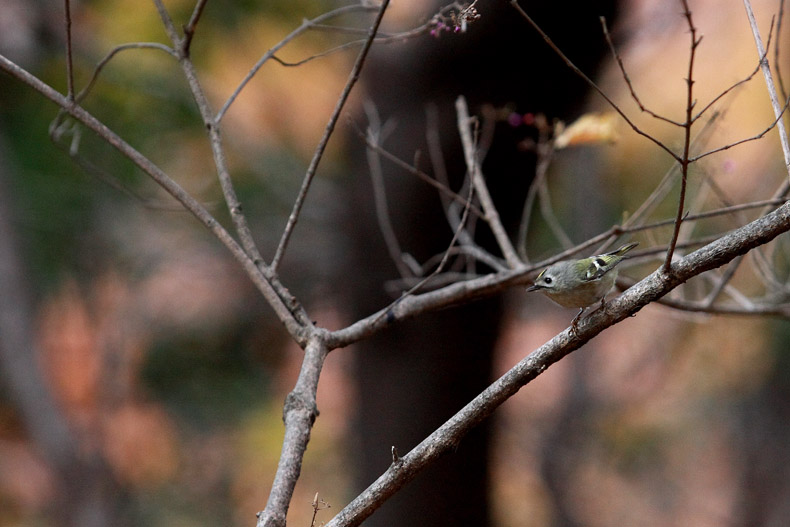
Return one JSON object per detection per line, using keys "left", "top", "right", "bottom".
{"left": 526, "top": 284, "right": 542, "bottom": 292}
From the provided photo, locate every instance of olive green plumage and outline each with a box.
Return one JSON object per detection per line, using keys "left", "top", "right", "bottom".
{"left": 527, "top": 242, "right": 638, "bottom": 325}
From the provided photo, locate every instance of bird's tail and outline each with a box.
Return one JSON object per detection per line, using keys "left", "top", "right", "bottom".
{"left": 606, "top": 242, "right": 638, "bottom": 258}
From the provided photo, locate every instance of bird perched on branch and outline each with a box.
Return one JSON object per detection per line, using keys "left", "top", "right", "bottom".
{"left": 527, "top": 242, "right": 638, "bottom": 327}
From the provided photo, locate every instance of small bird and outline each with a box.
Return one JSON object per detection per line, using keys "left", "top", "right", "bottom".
{"left": 527, "top": 242, "right": 638, "bottom": 327}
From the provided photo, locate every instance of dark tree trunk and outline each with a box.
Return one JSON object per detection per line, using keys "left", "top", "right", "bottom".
{"left": 344, "top": 2, "right": 619, "bottom": 525}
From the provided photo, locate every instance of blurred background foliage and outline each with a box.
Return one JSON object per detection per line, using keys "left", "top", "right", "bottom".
{"left": 0, "top": 0, "right": 352, "bottom": 525}
{"left": 1, "top": 1, "right": 790, "bottom": 527}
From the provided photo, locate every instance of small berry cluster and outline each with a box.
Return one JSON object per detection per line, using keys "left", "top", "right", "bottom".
{"left": 430, "top": 1, "right": 481, "bottom": 37}
{"left": 507, "top": 112, "right": 537, "bottom": 128}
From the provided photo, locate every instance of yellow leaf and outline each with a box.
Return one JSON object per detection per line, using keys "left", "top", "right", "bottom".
{"left": 554, "top": 112, "right": 619, "bottom": 149}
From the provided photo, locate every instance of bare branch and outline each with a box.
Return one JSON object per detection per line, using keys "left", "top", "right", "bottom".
{"left": 629, "top": 198, "right": 789, "bottom": 232}
{"left": 690, "top": 92, "right": 790, "bottom": 162}
{"left": 271, "top": 0, "right": 391, "bottom": 272}
{"left": 508, "top": 0, "right": 681, "bottom": 162}
{"left": 364, "top": 103, "right": 413, "bottom": 278}
{"left": 456, "top": 96, "right": 522, "bottom": 268}
{"left": 663, "top": 0, "right": 700, "bottom": 272}
{"left": 614, "top": 276, "right": 790, "bottom": 318}
{"left": 404, "top": 184, "right": 476, "bottom": 291}
{"left": 775, "top": 0, "right": 788, "bottom": 102}
{"left": 257, "top": 337, "right": 329, "bottom": 527}
{"left": 74, "top": 43, "right": 177, "bottom": 103}
{"left": 0, "top": 53, "right": 310, "bottom": 343}
{"left": 744, "top": 0, "right": 790, "bottom": 179}
{"left": 325, "top": 198, "right": 790, "bottom": 526}
{"left": 517, "top": 123, "right": 564, "bottom": 262}
{"left": 692, "top": 42, "right": 768, "bottom": 122}
{"left": 352, "top": 121, "right": 485, "bottom": 218}
{"left": 269, "top": 24, "right": 432, "bottom": 68}
{"left": 63, "top": 0, "right": 75, "bottom": 101}
{"left": 181, "top": 0, "right": 209, "bottom": 55}
{"left": 215, "top": 3, "right": 379, "bottom": 123}
{"left": 599, "top": 16, "right": 684, "bottom": 127}
{"left": 367, "top": 177, "right": 478, "bottom": 329}
{"left": 153, "top": 0, "right": 268, "bottom": 280}
{"left": 536, "top": 145, "right": 574, "bottom": 250}
{"left": 702, "top": 255, "right": 744, "bottom": 307}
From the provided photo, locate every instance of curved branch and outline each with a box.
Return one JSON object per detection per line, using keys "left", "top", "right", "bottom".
{"left": 215, "top": 3, "right": 379, "bottom": 123}
{"left": 0, "top": 53, "right": 309, "bottom": 344}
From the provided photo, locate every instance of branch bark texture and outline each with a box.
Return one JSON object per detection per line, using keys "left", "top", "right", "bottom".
{"left": 257, "top": 336, "right": 328, "bottom": 527}
{"left": 325, "top": 199, "right": 790, "bottom": 527}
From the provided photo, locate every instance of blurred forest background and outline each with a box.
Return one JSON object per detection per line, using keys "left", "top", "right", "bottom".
{"left": 2, "top": 0, "right": 790, "bottom": 526}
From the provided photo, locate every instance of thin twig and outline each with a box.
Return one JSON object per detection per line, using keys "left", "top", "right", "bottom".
{"left": 375, "top": 177, "right": 478, "bottom": 325}
{"left": 153, "top": 0, "right": 269, "bottom": 277}
{"left": 271, "top": 0, "right": 391, "bottom": 272}
{"left": 744, "top": 0, "right": 790, "bottom": 179}
{"left": 353, "top": 121, "right": 485, "bottom": 218}
{"left": 535, "top": 147, "right": 573, "bottom": 250}
{"left": 48, "top": 42, "right": 177, "bottom": 137}
{"left": 181, "top": 0, "right": 209, "bottom": 56}
{"left": 410, "top": 245, "right": 508, "bottom": 275}
{"left": 693, "top": 39, "right": 769, "bottom": 122}
{"left": 403, "top": 180, "right": 476, "bottom": 293}
{"left": 64, "top": 0, "right": 75, "bottom": 101}
{"left": 635, "top": 198, "right": 789, "bottom": 232}
{"left": 663, "top": 0, "right": 701, "bottom": 272}
{"left": 702, "top": 255, "right": 744, "bottom": 307}
{"left": 270, "top": 25, "right": 432, "bottom": 68}
{"left": 775, "top": 0, "right": 788, "bottom": 102}
{"left": 613, "top": 275, "right": 790, "bottom": 317}
{"left": 215, "top": 3, "right": 378, "bottom": 123}
{"left": 517, "top": 126, "right": 557, "bottom": 262}
{"left": 456, "top": 96, "right": 522, "bottom": 268}
{"left": 622, "top": 108, "right": 725, "bottom": 236}
{"left": 508, "top": 0, "right": 680, "bottom": 162}
{"left": 0, "top": 53, "right": 309, "bottom": 342}
{"left": 599, "top": 16, "right": 683, "bottom": 127}
{"left": 425, "top": 105, "right": 491, "bottom": 273}
{"left": 50, "top": 128, "right": 218, "bottom": 211}
{"left": 364, "top": 103, "right": 412, "bottom": 278}
{"left": 690, "top": 93, "right": 790, "bottom": 161}
{"left": 75, "top": 43, "right": 177, "bottom": 103}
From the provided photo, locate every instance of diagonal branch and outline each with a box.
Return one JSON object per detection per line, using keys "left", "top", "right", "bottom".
{"left": 744, "top": 0, "right": 790, "bottom": 179}
{"left": 324, "top": 198, "right": 790, "bottom": 527}
{"left": 0, "top": 53, "right": 310, "bottom": 344}
{"left": 456, "top": 96, "right": 522, "bottom": 268}
{"left": 215, "top": 3, "right": 379, "bottom": 123}
{"left": 153, "top": 0, "right": 269, "bottom": 279}
{"left": 692, "top": 26, "right": 771, "bottom": 122}
{"left": 271, "top": 0, "right": 391, "bottom": 272}
{"left": 353, "top": 123, "right": 485, "bottom": 218}
{"left": 599, "top": 16, "right": 684, "bottom": 127}
{"left": 364, "top": 104, "right": 413, "bottom": 278}
{"left": 508, "top": 0, "right": 680, "bottom": 162}
{"left": 181, "top": 0, "right": 209, "bottom": 55}
{"left": 690, "top": 93, "right": 790, "bottom": 162}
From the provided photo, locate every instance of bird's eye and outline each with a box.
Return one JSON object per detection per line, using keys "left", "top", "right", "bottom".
{"left": 543, "top": 277, "right": 553, "bottom": 284}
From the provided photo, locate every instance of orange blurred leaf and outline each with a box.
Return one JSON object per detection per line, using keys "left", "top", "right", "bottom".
{"left": 554, "top": 112, "right": 619, "bottom": 149}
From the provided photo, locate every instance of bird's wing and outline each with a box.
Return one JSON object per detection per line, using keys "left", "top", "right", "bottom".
{"left": 582, "top": 257, "right": 611, "bottom": 281}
